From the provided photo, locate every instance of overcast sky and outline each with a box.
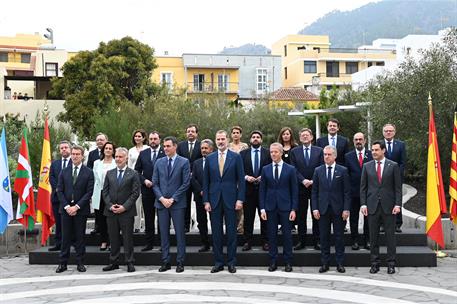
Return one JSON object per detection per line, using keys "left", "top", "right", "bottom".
{"left": 1, "top": 0, "right": 377, "bottom": 55}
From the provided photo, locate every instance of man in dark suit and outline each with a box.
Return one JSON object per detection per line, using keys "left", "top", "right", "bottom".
{"left": 134, "top": 131, "right": 165, "bottom": 251}
{"left": 260, "top": 143, "right": 298, "bottom": 272}
{"left": 360, "top": 140, "right": 402, "bottom": 274}
{"left": 191, "top": 139, "right": 214, "bottom": 252}
{"left": 48, "top": 140, "right": 72, "bottom": 252}
{"left": 382, "top": 123, "right": 406, "bottom": 232}
{"left": 344, "top": 132, "right": 372, "bottom": 250}
{"left": 203, "top": 130, "right": 245, "bottom": 274}
{"left": 177, "top": 123, "right": 203, "bottom": 233}
{"left": 102, "top": 147, "right": 140, "bottom": 273}
{"left": 153, "top": 136, "right": 190, "bottom": 273}
{"left": 240, "top": 130, "right": 271, "bottom": 251}
{"left": 56, "top": 145, "right": 94, "bottom": 273}
{"left": 316, "top": 118, "right": 349, "bottom": 166}
{"left": 312, "top": 145, "right": 351, "bottom": 273}
{"left": 290, "top": 128, "right": 323, "bottom": 250}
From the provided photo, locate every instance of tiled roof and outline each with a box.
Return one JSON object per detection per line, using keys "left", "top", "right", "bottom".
{"left": 270, "top": 87, "right": 319, "bottom": 101}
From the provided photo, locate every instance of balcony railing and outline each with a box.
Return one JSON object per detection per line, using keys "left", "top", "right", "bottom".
{"left": 187, "top": 82, "right": 239, "bottom": 94}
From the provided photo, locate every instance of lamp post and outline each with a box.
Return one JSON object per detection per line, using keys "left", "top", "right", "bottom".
{"left": 44, "top": 28, "right": 54, "bottom": 44}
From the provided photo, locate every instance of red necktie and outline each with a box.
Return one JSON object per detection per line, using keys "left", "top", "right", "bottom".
{"left": 377, "top": 161, "right": 382, "bottom": 183}
{"left": 358, "top": 152, "right": 363, "bottom": 168}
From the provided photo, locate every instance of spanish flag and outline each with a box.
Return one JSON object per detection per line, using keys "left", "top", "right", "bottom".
{"left": 450, "top": 106, "right": 457, "bottom": 224}
{"left": 36, "top": 117, "right": 54, "bottom": 245}
{"left": 426, "top": 98, "right": 446, "bottom": 248}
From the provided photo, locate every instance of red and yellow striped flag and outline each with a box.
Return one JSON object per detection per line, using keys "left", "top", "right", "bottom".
{"left": 426, "top": 99, "right": 447, "bottom": 248}
{"left": 449, "top": 107, "right": 457, "bottom": 224}
{"left": 36, "top": 117, "right": 54, "bottom": 245}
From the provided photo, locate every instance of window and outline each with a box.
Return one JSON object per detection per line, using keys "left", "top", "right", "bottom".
{"left": 0, "top": 52, "right": 7, "bottom": 62}
{"left": 304, "top": 61, "right": 317, "bottom": 73}
{"left": 218, "top": 74, "right": 229, "bottom": 92}
{"left": 346, "top": 62, "right": 358, "bottom": 74}
{"left": 45, "top": 63, "right": 58, "bottom": 77}
{"left": 376, "top": 61, "right": 385, "bottom": 66}
{"left": 21, "top": 53, "right": 31, "bottom": 63}
{"left": 284, "top": 67, "right": 288, "bottom": 80}
{"left": 326, "top": 61, "right": 339, "bottom": 77}
{"left": 160, "top": 72, "right": 173, "bottom": 89}
{"left": 256, "top": 68, "right": 268, "bottom": 94}
{"left": 193, "top": 74, "right": 205, "bottom": 92}
{"left": 284, "top": 45, "right": 287, "bottom": 56}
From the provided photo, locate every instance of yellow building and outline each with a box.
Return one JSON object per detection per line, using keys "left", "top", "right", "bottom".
{"left": 272, "top": 35, "right": 396, "bottom": 90}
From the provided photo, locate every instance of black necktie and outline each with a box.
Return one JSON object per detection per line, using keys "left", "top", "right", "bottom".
{"left": 117, "top": 170, "right": 124, "bottom": 185}
{"left": 189, "top": 142, "right": 194, "bottom": 158}
{"left": 72, "top": 166, "right": 78, "bottom": 185}
{"left": 327, "top": 166, "right": 332, "bottom": 185}
{"left": 167, "top": 158, "right": 173, "bottom": 177}
{"left": 152, "top": 149, "right": 157, "bottom": 164}
{"left": 304, "top": 147, "right": 310, "bottom": 164}
{"left": 254, "top": 149, "right": 259, "bottom": 176}
{"left": 62, "top": 158, "right": 67, "bottom": 169}
{"left": 274, "top": 163, "right": 279, "bottom": 181}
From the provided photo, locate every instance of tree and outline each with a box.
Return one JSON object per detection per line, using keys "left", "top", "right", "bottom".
{"left": 50, "top": 36, "right": 158, "bottom": 138}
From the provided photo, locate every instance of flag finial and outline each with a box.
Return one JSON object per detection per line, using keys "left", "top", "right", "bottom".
{"left": 428, "top": 92, "right": 432, "bottom": 106}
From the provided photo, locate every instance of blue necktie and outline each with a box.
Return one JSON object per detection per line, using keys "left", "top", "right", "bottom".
{"left": 304, "top": 147, "right": 310, "bottom": 165}
{"left": 254, "top": 149, "right": 259, "bottom": 176}
{"left": 274, "top": 163, "right": 279, "bottom": 181}
{"left": 327, "top": 166, "right": 332, "bottom": 185}
{"left": 167, "top": 158, "right": 173, "bottom": 177}
{"left": 117, "top": 170, "right": 124, "bottom": 185}
{"left": 331, "top": 137, "right": 336, "bottom": 147}
{"left": 152, "top": 149, "right": 157, "bottom": 164}
{"left": 387, "top": 141, "right": 392, "bottom": 156}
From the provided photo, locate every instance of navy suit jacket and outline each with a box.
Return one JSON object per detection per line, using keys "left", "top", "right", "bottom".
{"left": 259, "top": 162, "right": 298, "bottom": 212}
{"left": 316, "top": 135, "right": 349, "bottom": 166}
{"left": 152, "top": 155, "right": 191, "bottom": 210}
{"left": 290, "top": 145, "right": 324, "bottom": 184}
{"left": 311, "top": 164, "right": 351, "bottom": 215}
{"left": 240, "top": 146, "right": 271, "bottom": 194}
{"left": 50, "top": 158, "right": 72, "bottom": 204}
{"left": 134, "top": 146, "right": 165, "bottom": 196}
{"left": 203, "top": 149, "right": 246, "bottom": 210}
{"left": 344, "top": 149, "right": 373, "bottom": 198}
{"left": 86, "top": 149, "right": 100, "bottom": 169}
{"left": 191, "top": 157, "right": 205, "bottom": 203}
{"left": 56, "top": 164, "right": 94, "bottom": 215}
{"left": 384, "top": 139, "right": 406, "bottom": 178}
{"left": 177, "top": 140, "right": 202, "bottom": 170}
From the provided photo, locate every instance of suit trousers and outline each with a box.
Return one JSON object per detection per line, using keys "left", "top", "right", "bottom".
{"left": 243, "top": 188, "right": 267, "bottom": 245}
{"left": 158, "top": 207, "right": 186, "bottom": 264}
{"left": 267, "top": 210, "right": 293, "bottom": 264}
{"left": 51, "top": 201, "right": 62, "bottom": 247}
{"left": 195, "top": 199, "right": 209, "bottom": 246}
{"left": 141, "top": 193, "right": 157, "bottom": 246}
{"left": 297, "top": 188, "right": 319, "bottom": 244}
{"left": 369, "top": 204, "right": 396, "bottom": 266}
{"left": 60, "top": 212, "right": 87, "bottom": 264}
{"left": 210, "top": 199, "right": 237, "bottom": 267}
{"left": 185, "top": 187, "right": 193, "bottom": 230}
{"left": 318, "top": 205, "right": 345, "bottom": 265}
{"left": 350, "top": 197, "right": 369, "bottom": 244}
{"left": 107, "top": 215, "right": 135, "bottom": 264}
{"left": 94, "top": 194, "right": 109, "bottom": 244}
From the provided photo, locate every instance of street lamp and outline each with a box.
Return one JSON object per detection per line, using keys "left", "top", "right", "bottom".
{"left": 44, "top": 28, "right": 54, "bottom": 44}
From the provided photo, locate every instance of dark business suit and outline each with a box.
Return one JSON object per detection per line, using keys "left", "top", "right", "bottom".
{"left": 135, "top": 147, "right": 165, "bottom": 247}
{"left": 192, "top": 157, "right": 210, "bottom": 247}
{"left": 57, "top": 164, "right": 94, "bottom": 265}
{"left": 240, "top": 147, "right": 271, "bottom": 246}
{"left": 312, "top": 164, "right": 351, "bottom": 266}
{"left": 86, "top": 149, "right": 101, "bottom": 169}
{"left": 316, "top": 135, "right": 349, "bottom": 166}
{"left": 177, "top": 140, "right": 202, "bottom": 231}
{"left": 345, "top": 149, "right": 372, "bottom": 245}
{"left": 50, "top": 158, "right": 72, "bottom": 248}
{"left": 260, "top": 162, "right": 298, "bottom": 264}
{"left": 153, "top": 155, "right": 190, "bottom": 264}
{"left": 203, "top": 149, "right": 245, "bottom": 268}
{"left": 384, "top": 138, "right": 406, "bottom": 228}
{"left": 102, "top": 167, "right": 140, "bottom": 265}
{"left": 360, "top": 158, "right": 402, "bottom": 266}
{"left": 290, "top": 145, "right": 323, "bottom": 245}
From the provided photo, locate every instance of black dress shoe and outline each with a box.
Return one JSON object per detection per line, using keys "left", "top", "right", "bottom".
{"left": 158, "top": 263, "right": 171, "bottom": 272}
{"left": 314, "top": 243, "right": 321, "bottom": 250}
{"left": 141, "top": 245, "right": 154, "bottom": 252}
{"left": 364, "top": 243, "right": 371, "bottom": 250}
{"left": 77, "top": 264, "right": 86, "bottom": 272}
{"left": 268, "top": 263, "right": 277, "bottom": 272}
{"left": 198, "top": 245, "right": 210, "bottom": 252}
{"left": 55, "top": 264, "right": 67, "bottom": 273}
{"left": 134, "top": 228, "right": 140, "bottom": 233}
{"left": 100, "top": 245, "right": 108, "bottom": 251}
{"left": 210, "top": 265, "right": 224, "bottom": 273}
{"left": 242, "top": 243, "right": 251, "bottom": 251}
{"left": 228, "top": 265, "right": 237, "bottom": 273}
{"left": 176, "top": 263, "right": 184, "bottom": 273}
{"left": 103, "top": 264, "right": 119, "bottom": 271}
{"left": 262, "top": 243, "right": 270, "bottom": 251}
{"left": 293, "top": 242, "right": 305, "bottom": 250}
{"left": 48, "top": 246, "right": 60, "bottom": 252}
{"left": 395, "top": 227, "right": 402, "bottom": 233}
{"left": 351, "top": 242, "right": 360, "bottom": 250}
{"left": 185, "top": 228, "right": 190, "bottom": 233}
{"left": 337, "top": 264, "right": 346, "bottom": 273}
{"left": 387, "top": 265, "right": 396, "bottom": 274}
{"left": 284, "top": 263, "right": 293, "bottom": 272}
{"left": 369, "top": 265, "right": 379, "bottom": 274}
{"left": 319, "top": 264, "right": 329, "bottom": 273}
{"left": 127, "top": 263, "right": 135, "bottom": 272}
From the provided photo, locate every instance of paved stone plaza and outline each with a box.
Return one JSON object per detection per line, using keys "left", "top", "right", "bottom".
{"left": 1, "top": 253, "right": 456, "bottom": 304}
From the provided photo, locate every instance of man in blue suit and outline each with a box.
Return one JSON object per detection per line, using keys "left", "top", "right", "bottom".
{"left": 203, "top": 130, "right": 245, "bottom": 274}
{"left": 48, "top": 140, "right": 72, "bottom": 252}
{"left": 135, "top": 131, "right": 165, "bottom": 251}
{"left": 290, "top": 128, "right": 323, "bottom": 250}
{"left": 312, "top": 145, "right": 351, "bottom": 274}
{"left": 260, "top": 143, "right": 298, "bottom": 272}
{"left": 344, "top": 132, "right": 372, "bottom": 250}
{"left": 316, "top": 118, "right": 349, "bottom": 166}
{"left": 382, "top": 124, "right": 406, "bottom": 232}
{"left": 153, "top": 136, "right": 190, "bottom": 273}
{"left": 56, "top": 145, "right": 94, "bottom": 273}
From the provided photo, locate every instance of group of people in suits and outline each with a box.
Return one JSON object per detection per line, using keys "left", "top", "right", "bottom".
{"left": 48, "top": 119, "right": 405, "bottom": 275}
